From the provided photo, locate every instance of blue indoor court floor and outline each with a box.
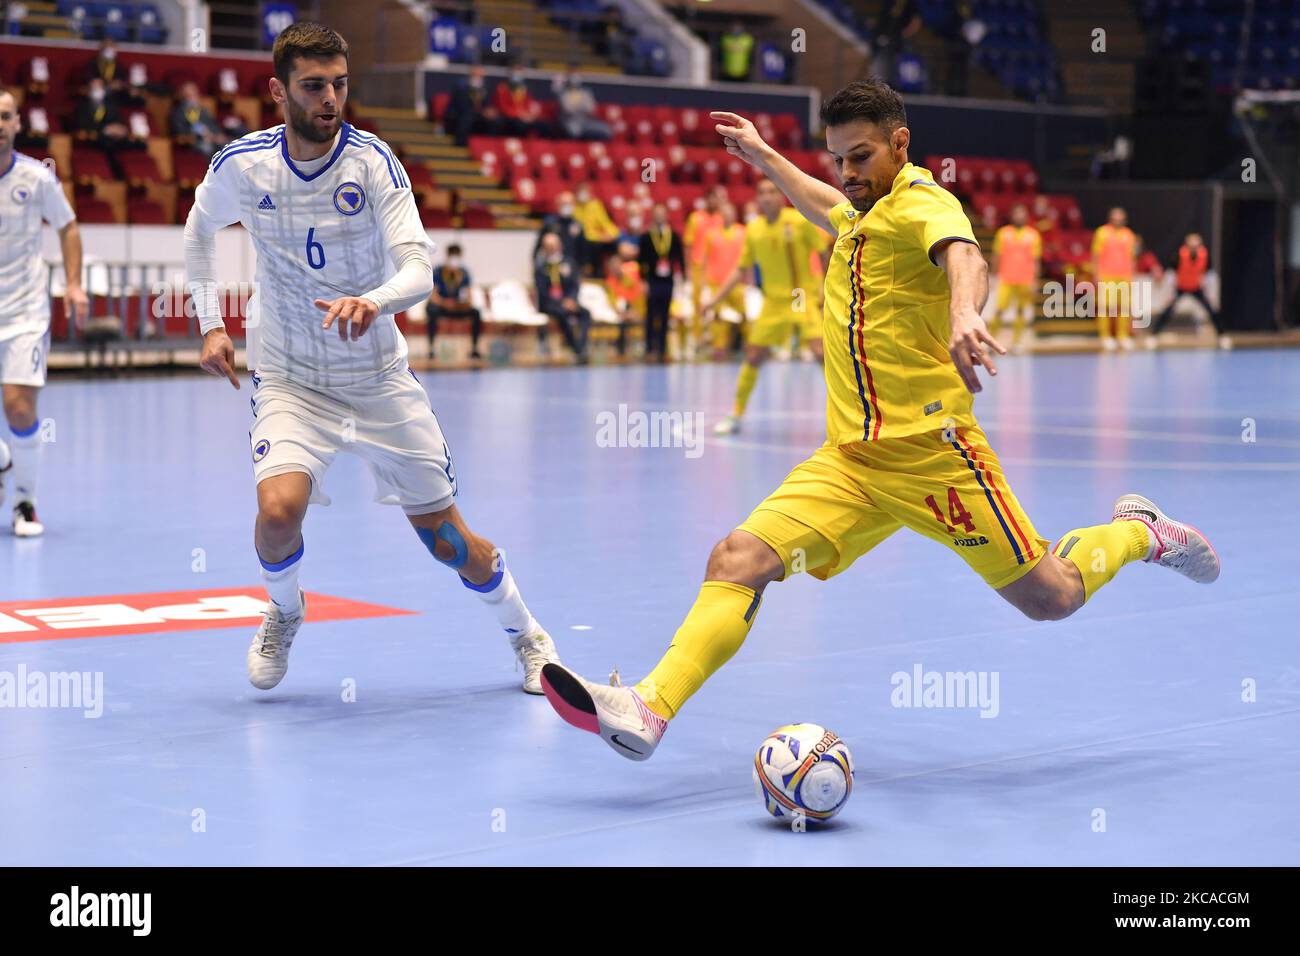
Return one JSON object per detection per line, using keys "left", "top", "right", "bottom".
{"left": 1, "top": 348, "right": 1297, "bottom": 866}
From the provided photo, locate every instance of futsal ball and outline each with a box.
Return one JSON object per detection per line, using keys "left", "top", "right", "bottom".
{"left": 752, "top": 723, "right": 854, "bottom": 822}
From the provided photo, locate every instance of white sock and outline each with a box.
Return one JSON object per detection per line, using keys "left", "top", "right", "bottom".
{"left": 9, "top": 422, "right": 41, "bottom": 506}
{"left": 260, "top": 541, "right": 304, "bottom": 614}
{"left": 461, "top": 550, "right": 537, "bottom": 636}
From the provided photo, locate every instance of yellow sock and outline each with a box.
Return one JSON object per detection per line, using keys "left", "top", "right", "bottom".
{"left": 733, "top": 362, "right": 759, "bottom": 417}
{"left": 634, "top": 581, "right": 762, "bottom": 719}
{"left": 1095, "top": 311, "right": 1112, "bottom": 339}
{"left": 1053, "top": 520, "right": 1151, "bottom": 602}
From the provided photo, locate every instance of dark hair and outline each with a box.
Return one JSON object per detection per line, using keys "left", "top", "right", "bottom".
{"left": 819, "top": 78, "right": 906, "bottom": 132}
{"left": 272, "top": 21, "right": 349, "bottom": 85}
{"left": 447, "top": 243, "right": 462, "bottom": 255}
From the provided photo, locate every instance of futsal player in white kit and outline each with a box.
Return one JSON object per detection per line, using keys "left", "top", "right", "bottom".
{"left": 0, "top": 88, "right": 89, "bottom": 537}
{"left": 184, "top": 23, "right": 559, "bottom": 692}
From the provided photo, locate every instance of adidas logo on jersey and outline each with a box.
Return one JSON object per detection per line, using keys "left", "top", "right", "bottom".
{"left": 257, "top": 194, "right": 276, "bottom": 211}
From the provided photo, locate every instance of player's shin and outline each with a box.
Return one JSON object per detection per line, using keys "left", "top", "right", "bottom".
{"left": 1052, "top": 520, "right": 1152, "bottom": 602}
{"left": 459, "top": 547, "right": 538, "bottom": 638}
{"left": 635, "top": 581, "right": 762, "bottom": 719}
{"left": 9, "top": 419, "right": 41, "bottom": 505}
{"left": 733, "top": 361, "right": 760, "bottom": 417}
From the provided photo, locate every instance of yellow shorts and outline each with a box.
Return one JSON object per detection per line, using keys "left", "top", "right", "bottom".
{"left": 1096, "top": 279, "right": 1132, "bottom": 318}
{"left": 996, "top": 282, "right": 1034, "bottom": 313}
{"left": 738, "top": 424, "right": 1049, "bottom": 590}
{"left": 746, "top": 299, "right": 823, "bottom": 347}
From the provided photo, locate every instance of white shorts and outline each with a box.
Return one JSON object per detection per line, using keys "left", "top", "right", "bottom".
{"left": 0, "top": 325, "right": 50, "bottom": 387}
{"left": 249, "top": 366, "right": 457, "bottom": 515}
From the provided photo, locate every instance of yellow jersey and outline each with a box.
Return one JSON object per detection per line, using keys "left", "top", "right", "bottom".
{"left": 822, "top": 162, "right": 978, "bottom": 445}
{"left": 740, "top": 207, "right": 828, "bottom": 306}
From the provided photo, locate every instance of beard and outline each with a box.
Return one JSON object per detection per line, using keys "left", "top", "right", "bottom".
{"left": 286, "top": 96, "right": 339, "bottom": 144}
{"left": 845, "top": 162, "right": 902, "bottom": 212}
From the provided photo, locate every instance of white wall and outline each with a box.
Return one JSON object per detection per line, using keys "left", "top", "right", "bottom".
{"left": 40, "top": 225, "right": 541, "bottom": 291}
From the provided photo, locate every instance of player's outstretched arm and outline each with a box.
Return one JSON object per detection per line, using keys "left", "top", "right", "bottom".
{"left": 57, "top": 220, "right": 88, "bottom": 329}
{"left": 711, "top": 111, "right": 844, "bottom": 235}
{"left": 938, "top": 239, "right": 1004, "bottom": 393}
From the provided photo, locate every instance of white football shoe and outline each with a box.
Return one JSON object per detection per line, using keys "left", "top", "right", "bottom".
{"left": 1112, "top": 493, "right": 1221, "bottom": 584}
{"left": 510, "top": 625, "right": 559, "bottom": 695}
{"left": 0, "top": 441, "right": 10, "bottom": 511}
{"left": 12, "top": 501, "right": 43, "bottom": 538}
{"left": 540, "top": 662, "right": 668, "bottom": 762}
{"left": 1101, "top": 336, "right": 1118, "bottom": 351}
{"left": 247, "top": 589, "right": 306, "bottom": 690}
{"left": 713, "top": 416, "right": 740, "bottom": 436}
{"left": 1119, "top": 336, "right": 1136, "bottom": 351}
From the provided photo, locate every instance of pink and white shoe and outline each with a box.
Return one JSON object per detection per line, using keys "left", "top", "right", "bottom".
{"left": 1112, "top": 493, "right": 1220, "bottom": 584}
{"left": 540, "top": 662, "right": 667, "bottom": 762}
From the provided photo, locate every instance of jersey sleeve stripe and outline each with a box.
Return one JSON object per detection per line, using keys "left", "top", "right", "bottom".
{"left": 347, "top": 130, "right": 409, "bottom": 188}
{"left": 212, "top": 130, "right": 285, "bottom": 172}
{"left": 210, "top": 128, "right": 282, "bottom": 167}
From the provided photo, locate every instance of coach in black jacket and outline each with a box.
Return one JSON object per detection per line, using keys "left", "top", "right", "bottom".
{"left": 638, "top": 203, "right": 685, "bottom": 362}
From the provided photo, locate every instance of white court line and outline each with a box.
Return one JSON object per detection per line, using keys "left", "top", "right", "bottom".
{"left": 379, "top": 705, "right": 1300, "bottom": 865}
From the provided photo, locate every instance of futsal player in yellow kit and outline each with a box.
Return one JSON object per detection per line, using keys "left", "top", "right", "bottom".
{"left": 1092, "top": 206, "right": 1139, "bottom": 351}
{"left": 703, "top": 177, "right": 829, "bottom": 435}
{"left": 990, "top": 203, "right": 1040, "bottom": 350}
{"left": 539, "top": 81, "right": 1221, "bottom": 761}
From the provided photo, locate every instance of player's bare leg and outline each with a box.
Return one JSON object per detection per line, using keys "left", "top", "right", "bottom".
{"left": 247, "top": 471, "right": 310, "bottom": 689}
{"left": 715, "top": 343, "right": 769, "bottom": 435}
{"left": 541, "top": 529, "right": 782, "bottom": 761}
{"left": 408, "top": 503, "right": 558, "bottom": 694}
{"left": 3, "top": 383, "right": 44, "bottom": 537}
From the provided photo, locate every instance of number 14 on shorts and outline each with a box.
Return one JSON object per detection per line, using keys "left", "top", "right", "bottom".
{"left": 925, "top": 488, "right": 976, "bottom": 534}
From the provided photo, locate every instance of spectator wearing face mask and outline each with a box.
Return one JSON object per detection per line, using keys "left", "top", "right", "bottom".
{"left": 74, "top": 77, "right": 138, "bottom": 176}
{"left": 495, "top": 67, "right": 550, "bottom": 138}
{"left": 170, "top": 81, "right": 228, "bottom": 157}
{"left": 535, "top": 191, "right": 587, "bottom": 265}
{"left": 428, "top": 243, "right": 484, "bottom": 361}
{"left": 638, "top": 203, "right": 685, "bottom": 363}
{"left": 553, "top": 65, "right": 611, "bottom": 141}
{"left": 534, "top": 232, "right": 591, "bottom": 363}
{"left": 86, "top": 39, "right": 128, "bottom": 106}
{"left": 619, "top": 207, "right": 646, "bottom": 247}
{"left": 445, "top": 65, "right": 501, "bottom": 146}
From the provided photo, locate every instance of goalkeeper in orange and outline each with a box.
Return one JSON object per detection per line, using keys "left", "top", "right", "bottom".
{"left": 539, "top": 81, "right": 1221, "bottom": 761}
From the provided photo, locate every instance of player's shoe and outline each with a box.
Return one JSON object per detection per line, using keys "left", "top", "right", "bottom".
{"left": 12, "top": 501, "right": 43, "bottom": 538}
{"left": 247, "top": 589, "right": 306, "bottom": 690}
{"left": 510, "top": 625, "right": 559, "bottom": 695}
{"left": 1143, "top": 335, "right": 1159, "bottom": 351}
{"left": 540, "top": 662, "right": 667, "bottom": 762}
{"left": 1112, "top": 493, "right": 1220, "bottom": 584}
{"left": 713, "top": 416, "right": 740, "bottom": 436}
{"left": 1101, "top": 336, "right": 1118, "bottom": 351}
{"left": 1119, "top": 336, "right": 1136, "bottom": 351}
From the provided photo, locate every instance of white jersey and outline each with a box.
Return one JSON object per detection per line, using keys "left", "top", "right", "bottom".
{"left": 188, "top": 123, "right": 433, "bottom": 387}
{"left": 0, "top": 151, "right": 76, "bottom": 337}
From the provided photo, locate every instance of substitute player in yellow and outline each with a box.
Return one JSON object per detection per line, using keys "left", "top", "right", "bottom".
{"left": 703, "top": 177, "right": 828, "bottom": 435}
{"left": 538, "top": 81, "right": 1221, "bottom": 760}
{"left": 1092, "top": 206, "right": 1139, "bottom": 351}
{"left": 990, "top": 203, "right": 1040, "bottom": 351}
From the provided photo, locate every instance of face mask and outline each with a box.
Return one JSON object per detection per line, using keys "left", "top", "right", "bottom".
{"left": 470, "top": 78, "right": 483, "bottom": 89}
{"left": 628, "top": 219, "right": 643, "bottom": 231}
{"left": 447, "top": 256, "right": 461, "bottom": 268}
{"left": 90, "top": 88, "right": 105, "bottom": 102}
{"left": 511, "top": 74, "right": 524, "bottom": 85}
{"left": 576, "top": 194, "right": 590, "bottom": 205}
{"left": 559, "top": 204, "right": 575, "bottom": 217}
{"left": 102, "top": 49, "right": 116, "bottom": 61}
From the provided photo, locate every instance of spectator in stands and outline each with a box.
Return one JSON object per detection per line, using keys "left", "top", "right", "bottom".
{"left": 495, "top": 66, "right": 549, "bottom": 138}
{"left": 1091, "top": 206, "right": 1140, "bottom": 351}
{"left": 937, "top": 1, "right": 981, "bottom": 98}
{"left": 85, "top": 39, "right": 128, "bottom": 106}
{"left": 534, "top": 232, "right": 591, "bottom": 363}
{"left": 606, "top": 239, "right": 645, "bottom": 357}
{"left": 1031, "top": 193, "right": 1059, "bottom": 234}
{"left": 720, "top": 22, "right": 755, "bottom": 82}
{"left": 554, "top": 64, "right": 611, "bottom": 141}
{"left": 619, "top": 206, "right": 646, "bottom": 246}
{"left": 1148, "top": 232, "right": 1221, "bottom": 346}
{"left": 599, "top": 7, "right": 634, "bottom": 72}
{"left": 572, "top": 183, "right": 620, "bottom": 273}
{"left": 444, "top": 65, "right": 500, "bottom": 147}
{"left": 74, "top": 77, "right": 135, "bottom": 175}
{"left": 428, "top": 243, "right": 484, "bottom": 361}
{"left": 170, "top": 82, "right": 227, "bottom": 157}
{"left": 638, "top": 202, "right": 684, "bottom": 363}
{"left": 535, "top": 191, "right": 587, "bottom": 265}
{"left": 870, "top": 0, "right": 922, "bottom": 86}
